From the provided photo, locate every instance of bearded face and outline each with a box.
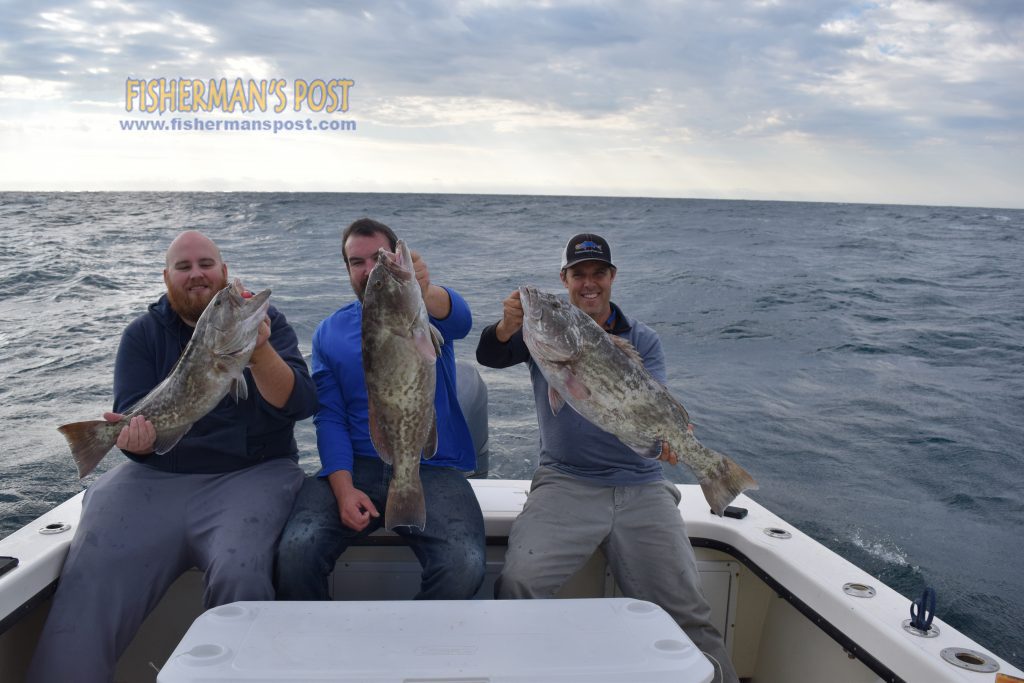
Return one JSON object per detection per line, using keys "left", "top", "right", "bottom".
{"left": 163, "top": 232, "right": 229, "bottom": 325}
{"left": 166, "top": 268, "right": 228, "bottom": 322}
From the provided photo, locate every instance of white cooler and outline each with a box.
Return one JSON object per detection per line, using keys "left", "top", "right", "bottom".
{"left": 157, "top": 598, "right": 714, "bottom": 682}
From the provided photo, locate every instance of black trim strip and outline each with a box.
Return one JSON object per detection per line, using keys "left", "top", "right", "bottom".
{"left": 691, "top": 537, "right": 905, "bottom": 683}
{"left": 337, "top": 535, "right": 511, "bottom": 547}
{"left": 0, "top": 581, "right": 57, "bottom": 635}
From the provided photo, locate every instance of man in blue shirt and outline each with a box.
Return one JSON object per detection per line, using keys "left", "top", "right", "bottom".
{"left": 28, "top": 231, "right": 316, "bottom": 683}
{"left": 476, "top": 233, "right": 739, "bottom": 683}
{"left": 276, "top": 218, "right": 485, "bottom": 600}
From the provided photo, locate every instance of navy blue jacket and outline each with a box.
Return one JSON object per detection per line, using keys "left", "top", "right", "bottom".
{"left": 112, "top": 294, "right": 317, "bottom": 473}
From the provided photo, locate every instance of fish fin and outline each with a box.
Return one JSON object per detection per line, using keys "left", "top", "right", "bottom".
{"left": 548, "top": 386, "right": 565, "bottom": 415}
{"left": 564, "top": 372, "right": 591, "bottom": 401}
{"left": 413, "top": 326, "right": 439, "bottom": 362}
{"left": 609, "top": 334, "right": 645, "bottom": 365}
{"left": 212, "top": 333, "right": 246, "bottom": 357}
{"left": 153, "top": 423, "right": 192, "bottom": 455}
{"left": 422, "top": 418, "right": 438, "bottom": 460}
{"left": 673, "top": 396, "right": 691, "bottom": 425}
{"left": 230, "top": 376, "right": 248, "bottom": 402}
{"left": 58, "top": 420, "right": 118, "bottom": 478}
{"left": 701, "top": 453, "right": 759, "bottom": 517}
{"left": 384, "top": 471, "right": 427, "bottom": 531}
{"left": 368, "top": 399, "right": 393, "bottom": 465}
{"left": 429, "top": 323, "right": 445, "bottom": 350}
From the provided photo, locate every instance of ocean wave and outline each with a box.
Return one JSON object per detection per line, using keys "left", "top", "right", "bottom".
{"left": 1, "top": 192, "right": 1022, "bottom": 665}
{"left": 849, "top": 529, "right": 912, "bottom": 567}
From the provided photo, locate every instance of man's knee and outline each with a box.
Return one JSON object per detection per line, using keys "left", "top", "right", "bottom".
{"left": 493, "top": 547, "right": 566, "bottom": 599}
{"left": 276, "top": 509, "right": 342, "bottom": 576}
{"left": 452, "top": 544, "right": 486, "bottom": 595}
{"left": 206, "top": 558, "right": 275, "bottom": 606}
{"left": 277, "top": 518, "right": 314, "bottom": 562}
{"left": 422, "top": 539, "right": 485, "bottom": 599}
{"left": 494, "top": 563, "right": 535, "bottom": 599}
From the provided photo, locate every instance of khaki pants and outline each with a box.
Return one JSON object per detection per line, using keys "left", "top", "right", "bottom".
{"left": 496, "top": 466, "right": 739, "bottom": 683}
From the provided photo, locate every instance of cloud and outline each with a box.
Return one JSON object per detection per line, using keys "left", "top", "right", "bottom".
{"left": 0, "top": 75, "right": 69, "bottom": 100}
{"left": 0, "top": 0, "right": 1021, "bottom": 205}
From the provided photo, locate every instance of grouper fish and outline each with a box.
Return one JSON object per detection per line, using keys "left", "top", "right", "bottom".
{"left": 518, "top": 285, "right": 758, "bottom": 516}
{"left": 362, "top": 240, "right": 442, "bottom": 531}
{"left": 58, "top": 279, "right": 271, "bottom": 478}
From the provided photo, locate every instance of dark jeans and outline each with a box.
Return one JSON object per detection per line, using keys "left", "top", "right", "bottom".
{"left": 275, "top": 457, "right": 486, "bottom": 600}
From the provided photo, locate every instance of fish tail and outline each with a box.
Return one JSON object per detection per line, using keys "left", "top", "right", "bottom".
{"left": 57, "top": 420, "right": 117, "bottom": 478}
{"left": 384, "top": 470, "right": 427, "bottom": 532}
{"left": 701, "top": 454, "right": 759, "bottom": 517}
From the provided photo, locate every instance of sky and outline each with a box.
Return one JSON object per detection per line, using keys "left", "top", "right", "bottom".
{"left": 1, "top": 0, "right": 1022, "bottom": 208}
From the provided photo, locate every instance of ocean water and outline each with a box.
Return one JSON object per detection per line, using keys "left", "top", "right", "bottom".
{"left": 1, "top": 192, "right": 1021, "bottom": 667}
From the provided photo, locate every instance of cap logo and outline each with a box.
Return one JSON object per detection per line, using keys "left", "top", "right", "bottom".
{"left": 562, "top": 233, "right": 613, "bottom": 270}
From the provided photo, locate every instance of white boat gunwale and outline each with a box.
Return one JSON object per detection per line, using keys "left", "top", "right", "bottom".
{"left": 1, "top": 481, "right": 1021, "bottom": 683}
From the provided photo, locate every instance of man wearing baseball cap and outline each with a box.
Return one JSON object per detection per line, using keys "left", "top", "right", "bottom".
{"left": 476, "top": 233, "right": 740, "bottom": 683}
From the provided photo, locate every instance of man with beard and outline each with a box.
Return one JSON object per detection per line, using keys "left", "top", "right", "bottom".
{"left": 27, "top": 230, "right": 317, "bottom": 683}
{"left": 275, "top": 218, "right": 485, "bottom": 601}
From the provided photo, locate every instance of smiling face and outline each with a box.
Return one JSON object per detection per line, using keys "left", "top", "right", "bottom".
{"left": 560, "top": 260, "right": 616, "bottom": 325}
{"left": 163, "top": 231, "right": 229, "bottom": 325}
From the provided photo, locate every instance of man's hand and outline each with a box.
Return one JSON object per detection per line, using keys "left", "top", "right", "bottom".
{"left": 238, "top": 281, "right": 272, "bottom": 352}
{"left": 657, "top": 424, "right": 695, "bottom": 466}
{"left": 337, "top": 488, "right": 381, "bottom": 531}
{"left": 254, "top": 315, "right": 271, "bottom": 350}
{"left": 410, "top": 250, "right": 452, "bottom": 319}
{"left": 495, "top": 289, "right": 524, "bottom": 342}
{"left": 328, "top": 470, "right": 380, "bottom": 531}
{"left": 104, "top": 412, "right": 156, "bottom": 455}
{"left": 411, "top": 250, "right": 430, "bottom": 299}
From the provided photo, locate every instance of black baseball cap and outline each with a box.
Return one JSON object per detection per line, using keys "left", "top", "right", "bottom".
{"left": 561, "top": 233, "right": 615, "bottom": 271}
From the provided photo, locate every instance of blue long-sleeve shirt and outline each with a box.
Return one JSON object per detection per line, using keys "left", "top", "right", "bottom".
{"left": 112, "top": 294, "right": 317, "bottom": 473}
{"left": 311, "top": 287, "right": 476, "bottom": 475}
{"left": 476, "top": 301, "right": 666, "bottom": 486}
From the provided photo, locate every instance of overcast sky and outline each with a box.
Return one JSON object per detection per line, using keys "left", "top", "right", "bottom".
{"left": 1, "top": 0, "right": 1021, "bottom": 208}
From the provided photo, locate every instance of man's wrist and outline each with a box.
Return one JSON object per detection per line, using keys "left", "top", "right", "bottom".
{"left": 495, "top": 320, "right": 514, "bottom": 343}
{"left": 248, "top": 343, "right": 276, "bottom": 367}
{"left": 327, "top": 469, "right": 356, "bottom": 496}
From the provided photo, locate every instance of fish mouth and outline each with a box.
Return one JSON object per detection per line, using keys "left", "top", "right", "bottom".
{"left": 237, "top": 289, "right": 271, "bottom": 328}
{"left": 208, "top": 281, "right": 271, "bottom": 333}
{"left": 518, "top": 285, "right": 547, "bottom": 322}
{"left": 371, "top": 240, "right": 414, "bottom": 283}
{"left": 226, "top": 279, "right": 271, "bottom": 312}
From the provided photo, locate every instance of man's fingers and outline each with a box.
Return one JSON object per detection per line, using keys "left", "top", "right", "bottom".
{"left": 503, "top": 292, "right": 524, "bottom": 325}
{"left": 361, "top": 496, "right": 381, "bottom": 518}
{"left": 114, "top": 415, "right": 156, "bottom": 453}
{"left": 659, "top": 440, "right": 679, "bottom": 465}
{"left": 255, "top": 316, "right": 272, "bottom": 347}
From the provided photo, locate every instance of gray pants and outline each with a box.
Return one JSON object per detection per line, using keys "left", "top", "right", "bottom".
{"left": 26, "top": 459, "right": 304, "bottom": 683}
{"left": 496, "top": 466, "right": 740, "bottom": 683}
